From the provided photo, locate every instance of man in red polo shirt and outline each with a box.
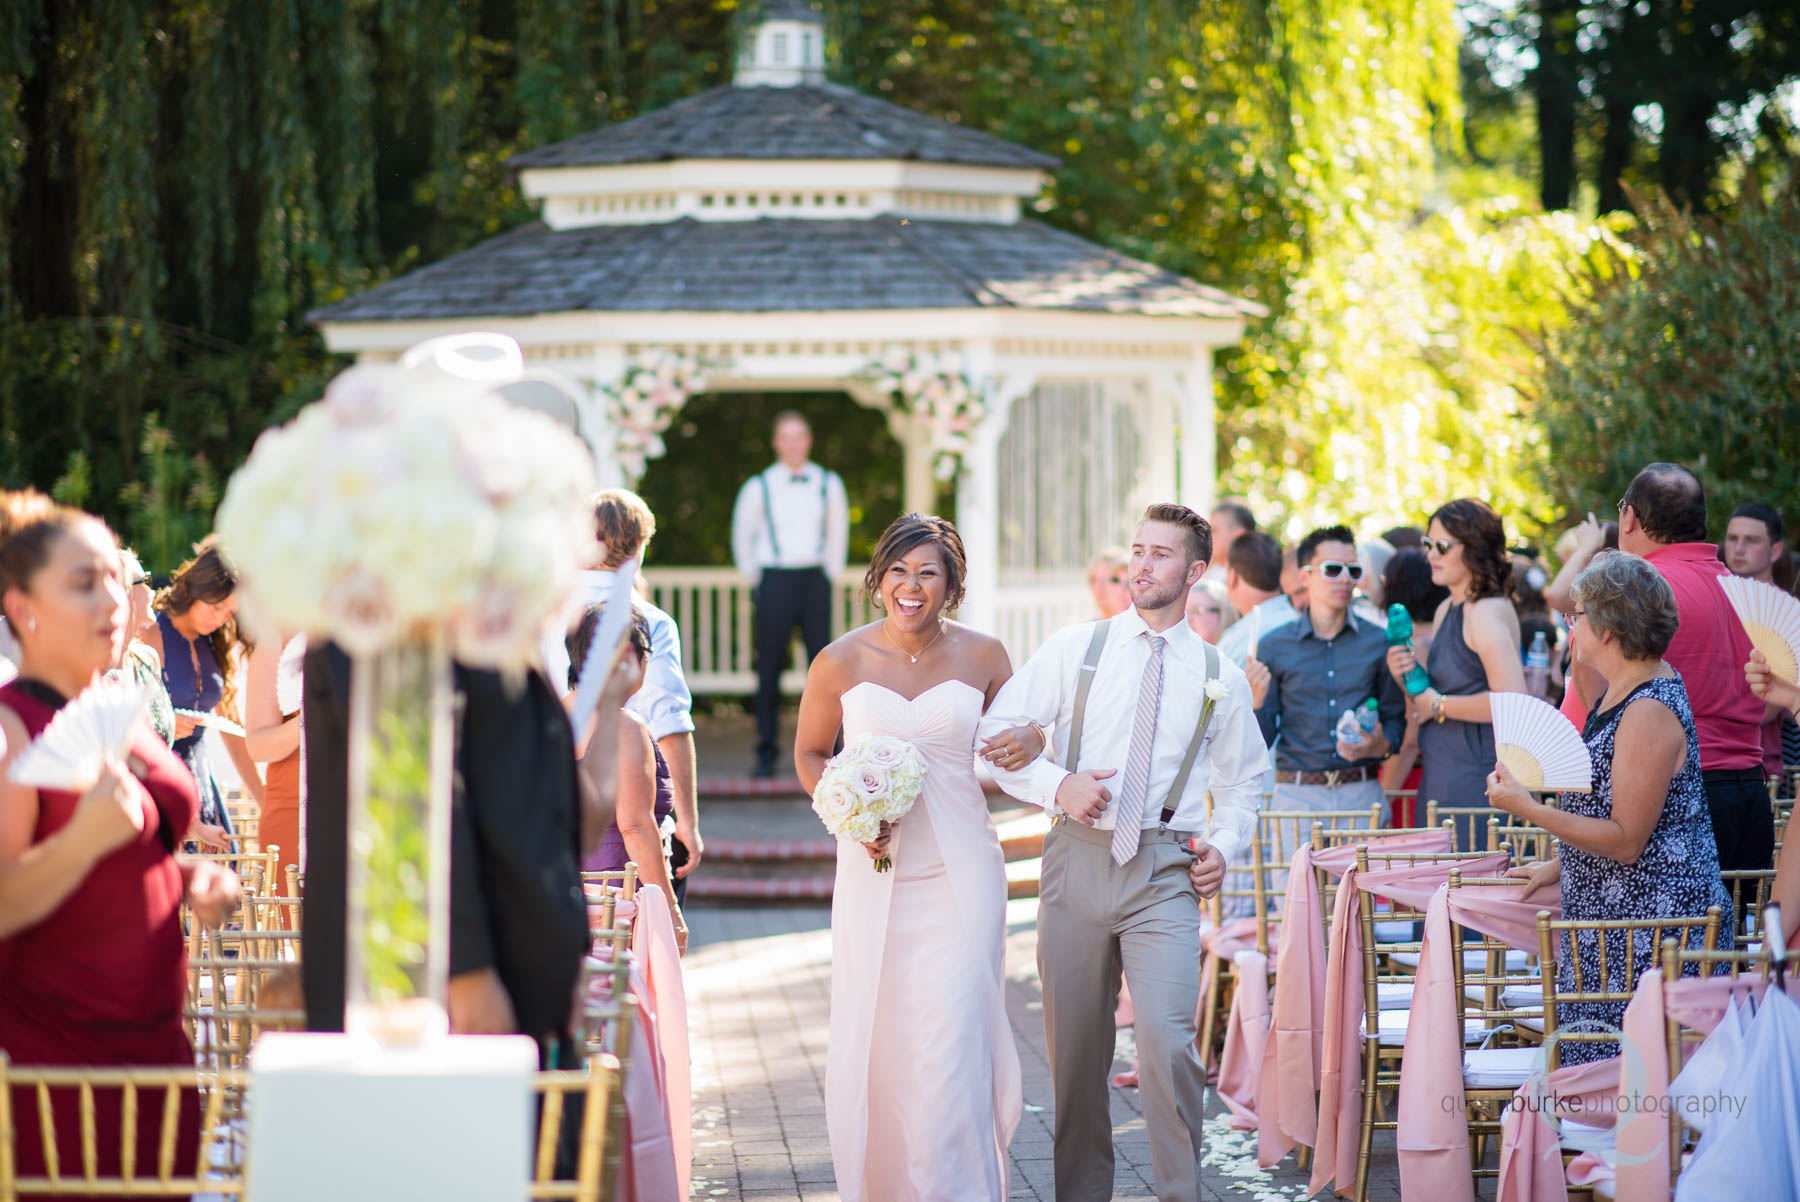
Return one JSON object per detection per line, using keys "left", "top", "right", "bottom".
{"left": 1617, "top": 463, "right": 1775, "bottom": 872}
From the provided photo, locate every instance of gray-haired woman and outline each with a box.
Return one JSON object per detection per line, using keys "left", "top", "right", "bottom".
{"left": 1487, "top": 550, "right": 1732, "bottom": 1063}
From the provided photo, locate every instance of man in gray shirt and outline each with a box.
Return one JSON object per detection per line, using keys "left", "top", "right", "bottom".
{"left": 1245, "top": 524, "right": 1405, "bottom": 819}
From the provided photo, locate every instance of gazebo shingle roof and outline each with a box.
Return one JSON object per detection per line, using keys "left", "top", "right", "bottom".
{"left": 308, "top": 216, "right": 1263, "bottom": 323}
{"left": 508, "top": 84, "right": 1060, "bottom": 172}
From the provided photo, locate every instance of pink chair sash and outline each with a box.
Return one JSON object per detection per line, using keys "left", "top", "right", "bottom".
{"left": 1394, "top": 874, "right": 1557, "bottom": 1202}
{"left": 630, "top": 884, "right": 691, "bottom": 1200}
{"left": 617, "top": 974, "right": 680, "bottom": 1202}
{"left": 1494, "top": 1057, "right": 1620, "bottom": 1202}
{"left": 1257, "top": 829, "right": 1452, "bottom": 1168}
{"left": 1308, "top": 852, "right": 1511, "bottom": 1197}
{"left": 1217, "top": 950, "right": 1271, "bottom": 1130}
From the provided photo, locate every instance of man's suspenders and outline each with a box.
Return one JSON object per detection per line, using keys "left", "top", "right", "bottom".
{"left": 1063, "top": 621, "right": 1222, "bottom": 823}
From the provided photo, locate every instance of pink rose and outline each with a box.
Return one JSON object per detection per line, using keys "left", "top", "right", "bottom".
{"left": 850, "top": 766, "right": 893, "bottom": 805}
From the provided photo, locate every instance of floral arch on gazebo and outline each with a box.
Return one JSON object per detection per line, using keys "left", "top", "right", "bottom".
{"left": 310, "top": 0, "right": 1263, "bottom": 688}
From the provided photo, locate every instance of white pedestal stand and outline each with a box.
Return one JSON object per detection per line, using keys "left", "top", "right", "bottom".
{"left": 247, "top": 1031, "right": 539, "bottom": 1200}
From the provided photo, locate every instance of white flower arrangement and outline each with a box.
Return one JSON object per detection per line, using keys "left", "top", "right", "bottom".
{"left": 811, "top": 732, "right": 927, "bottom": 872}
{"left": 599, "top": 352, "right": 711, "bottom": 481}
{"left": 859, "top": 348, "right": 990, "bottom": 483}
{"left": 1204, "top": 678, "right": 1229, "bottom": 702}
{"left": 216, "top": 360, "right": 598, "bottom": 670}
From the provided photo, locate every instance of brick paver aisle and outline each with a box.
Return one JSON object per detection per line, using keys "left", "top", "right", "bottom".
{"left": 683, "top": 903, "right": 1399, "bottom": 1201}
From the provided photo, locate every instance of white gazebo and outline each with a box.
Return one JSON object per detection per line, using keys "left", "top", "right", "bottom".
{"left": 311, "top": 0, "right": 1264, "bottom": 689}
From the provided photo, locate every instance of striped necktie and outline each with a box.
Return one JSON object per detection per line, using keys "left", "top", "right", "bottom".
{"left": 1110, "top": 633, "right": 1165, "bottom": 865}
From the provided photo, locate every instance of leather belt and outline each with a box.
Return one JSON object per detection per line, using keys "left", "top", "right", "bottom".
{"left": 1274, "top": 766, "right": 1379, "bottom": 786}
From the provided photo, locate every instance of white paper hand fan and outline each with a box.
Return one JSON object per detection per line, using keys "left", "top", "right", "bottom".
{"left": 1718, "top": 575, "right": 1800, "bottom": 686}
{"left": 1491, "top": 691, "right": 1592, "bottom": 791}
{"left": 8, "top": 678, "right": 148, "bottom": 790}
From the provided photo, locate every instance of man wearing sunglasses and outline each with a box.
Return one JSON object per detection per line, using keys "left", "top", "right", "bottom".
{"left": 1246, "top": 524, "right": 1406, "bottom": 819}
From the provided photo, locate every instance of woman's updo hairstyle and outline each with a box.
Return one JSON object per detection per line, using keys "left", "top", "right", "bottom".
{"left": 1429, "top": 497, "right": 1511, "bottom": 600}
{"left": 0, "top": 490, "right": 93, "bottom": 634}
{"left": 863, "top": 514, "right": 967, "bottom": 612}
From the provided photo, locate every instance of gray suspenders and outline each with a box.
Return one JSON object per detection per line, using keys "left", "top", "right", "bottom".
{"left": 757, "top": 468, "right": 832, "bottom": 563}
{"left": 1063, "top": 618, "right": 1223, "bottom": 824}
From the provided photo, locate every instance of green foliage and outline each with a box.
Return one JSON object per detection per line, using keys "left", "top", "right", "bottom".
{"left": 118, "top": 414, "right": 220, "bottom": 575}
{"left": 1534, "top": 181, "right": 1800, "bottom": 534}
{"left": 1229, "top": 201, "right": 1631, "bottom": 544}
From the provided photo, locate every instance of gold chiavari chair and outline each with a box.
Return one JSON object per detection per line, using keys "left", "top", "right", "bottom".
{"left": 1384, "top": 788, "right": 1421, "bottom": 830}
{"left": 1445, "top": 870, "right": 1551, "bottom": 1179}
{"left": 1486, "top": 820, "right": 1555, "bottom": 864}
{"left": 180, "top": 846, "right": 280, "bottom": 903}
{"left": 528, "top": 1054, "right": 627, "bottom": 1202}
{"left": 1352, "top": 845, "right": 1513, "bottom": 1202}
{"left": 1195, "top": 807, "right": 1382, "bottom": 1069}
{"left": 187, "top": 927, "right": 305, "bottom": 1085}
{"left": 1719, "top": 869, "right": 1778, "bottom": 944}
{"left": 1424, "top": 802, "right": 1509, "bottom": 853}
{"left": 1311, "top": 820, "right": 1455, "bottom": 967}
{"left": 245, "top": 892, "right": 304, "bottom": 935}
{"left": 224, "top": 795, "right": 261, "bottom": 851}
{"left": 1532, "top": 908, "right": 1723, "bottom": 1064}
{"left": 0, "top": 1057, "right": 247, "bottom": 1198}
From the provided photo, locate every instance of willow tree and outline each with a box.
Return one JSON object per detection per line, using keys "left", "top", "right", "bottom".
{"left": 6, "top": 0, "right": 1584, "bottom": 562}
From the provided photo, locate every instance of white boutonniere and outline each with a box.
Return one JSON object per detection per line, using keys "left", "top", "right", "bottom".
{"left": 1203, "top": 678, "right": 1229, "bottom": 702}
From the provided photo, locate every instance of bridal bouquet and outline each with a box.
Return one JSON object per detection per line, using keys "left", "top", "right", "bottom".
{"left": 811, "top": 733, "right": 927, "bottom": 872}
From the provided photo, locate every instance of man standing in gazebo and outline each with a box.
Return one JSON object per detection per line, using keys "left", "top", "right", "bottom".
{"left": 732, "top": 411, "right": 850, "bottom": 778}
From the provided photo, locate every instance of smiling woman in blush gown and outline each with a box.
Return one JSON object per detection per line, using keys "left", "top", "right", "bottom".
{"left": 795, "top": 514, "right": 1042, "bottom": 1202}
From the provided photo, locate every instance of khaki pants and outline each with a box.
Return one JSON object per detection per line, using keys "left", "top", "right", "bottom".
{"left": 1037, "top": 819, "right": 1208, "bottom": 1202}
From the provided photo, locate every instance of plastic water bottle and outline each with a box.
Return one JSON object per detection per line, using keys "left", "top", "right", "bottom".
{"left": 1336, "top": 699, "right": 1379, "bottom": 746}
{"left": 1524, "top": 631, "right": 1551, "bottom": 698}
{"left": 1386, "top": 604, "right": 1432, "bottom": 695}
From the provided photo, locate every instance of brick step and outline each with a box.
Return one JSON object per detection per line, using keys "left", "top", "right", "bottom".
{"left": 1006, "top": 856, "right": 1043, "bottom": 900}
{"left": 685, "top": 875, "right": 834, "bottom": 902}
{"left": 705, "top": 837, "right": 838, "bottom": 862}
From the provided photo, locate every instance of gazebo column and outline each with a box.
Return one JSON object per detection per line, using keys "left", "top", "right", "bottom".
{"left": 848, "top": 382, "right": 938, "bottom": 516}
{"left": 1175, "top": 350, "right": 1218, "bottom": 514}
{"left": 957, "top": 372, "right": 1034, "bottom": 638}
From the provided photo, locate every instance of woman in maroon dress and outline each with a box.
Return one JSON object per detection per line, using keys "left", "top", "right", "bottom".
{"left": 0, "top": 491, "right": 240, "bottom": 1198}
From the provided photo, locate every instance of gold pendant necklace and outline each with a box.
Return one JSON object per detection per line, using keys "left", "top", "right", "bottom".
{"left": 883, "top": 618, "right": 945, "bottom": 663}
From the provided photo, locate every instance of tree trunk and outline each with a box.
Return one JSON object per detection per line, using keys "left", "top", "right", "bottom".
{"left": 1597, "top": 94, "right": 1636, "bottom": 214}
{"left": 1534, "top": 0, "right": 1578, "bottom": 210}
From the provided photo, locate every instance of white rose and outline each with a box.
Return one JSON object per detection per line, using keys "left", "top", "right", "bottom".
{"left": 1205, "top": 679, "right": 1229, "bottom": 702}
{"left": 861, "top": 736, "right": 910, "bottom": 770}
{"left": 849, "top": 765, "right": 893, "bottom": 806}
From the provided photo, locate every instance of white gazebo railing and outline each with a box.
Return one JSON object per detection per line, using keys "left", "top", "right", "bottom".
{"left": 642, "top": 566, "right": 1092, "bottom": 695}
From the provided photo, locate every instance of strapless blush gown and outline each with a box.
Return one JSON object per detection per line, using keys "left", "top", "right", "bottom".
{"left": 826, "top": 679, "right": 1022, "bottom": 1201}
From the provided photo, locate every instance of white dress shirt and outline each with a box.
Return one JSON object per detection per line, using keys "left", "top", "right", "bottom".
{"left": 540, "top": 569, "right": 696, "bottom": 742}
{"left": 1214, "top": 593, "right": 1300, "bottom": 668}
{"left": 730, "top": 461, "right": 850, "bottom": 584}
{"left": 978, "top": 608, "right": 1268, "bottom": 866}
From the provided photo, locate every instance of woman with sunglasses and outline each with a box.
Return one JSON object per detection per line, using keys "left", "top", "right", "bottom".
{"left": 1386, "top": 498, "right": 1525, "bottom": 843}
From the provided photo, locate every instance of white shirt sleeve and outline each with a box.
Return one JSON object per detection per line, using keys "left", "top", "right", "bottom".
{"left": 731, "top": 475, "right": 764, "bottom": 585}
{"left": 624, "top": 606, "right": 696, "bottom": 741}
{"left": 1198, "top": 669, "right": 1267, "bottom": 865}
{"left": 975, "top": 627, "right": 1083, "bottom": 812}
{"left": 823, "top": 471, "right": 850, "bottom": 580}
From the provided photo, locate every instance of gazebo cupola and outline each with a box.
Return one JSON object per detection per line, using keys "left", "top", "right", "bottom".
{"left": 734, "top": 0, "right": 827, "bottom": 87}
{"left": 309, "top": 1, "right": 1266, "bottom": 669}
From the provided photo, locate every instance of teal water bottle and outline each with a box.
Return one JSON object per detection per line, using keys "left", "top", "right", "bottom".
{"left": 1386, "top": 603, "right": 1432, "bottom": 695}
